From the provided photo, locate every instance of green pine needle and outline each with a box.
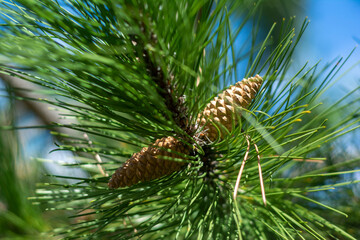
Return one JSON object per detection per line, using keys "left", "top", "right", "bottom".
{"left": 0, "top": 0, "right": 359, "bottom": 239}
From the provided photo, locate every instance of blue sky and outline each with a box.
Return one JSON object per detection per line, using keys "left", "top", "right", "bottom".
{"left": 299, "top": 0, "right": 360, "bottom": 92}
{"left": 304, "top": 0, "right": 360, "bottom": 61}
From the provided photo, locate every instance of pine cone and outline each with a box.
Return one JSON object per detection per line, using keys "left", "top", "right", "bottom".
{"left": 197, "top": 75, "right": 263, "bottom": 141}
{"left": 108, "top": 136, "right": 188, "bottom": 188}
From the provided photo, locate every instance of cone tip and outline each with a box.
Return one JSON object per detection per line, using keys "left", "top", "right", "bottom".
{"left": 254, "top": 74, "right": 263, "bottom": 82}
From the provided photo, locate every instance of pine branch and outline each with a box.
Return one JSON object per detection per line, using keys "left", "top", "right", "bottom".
{"left": 137, "top": 25, "right": 189, "bottom": 133}
{"left": 0, "top": 1, "right": 359, "bottom": 239}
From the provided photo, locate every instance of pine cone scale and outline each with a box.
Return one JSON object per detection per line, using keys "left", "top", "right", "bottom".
{"left": 197, "top": 75, "right": 263, "bottom": 142}
{"left": 108, "top": 136, "right": 188, "bottom": 188}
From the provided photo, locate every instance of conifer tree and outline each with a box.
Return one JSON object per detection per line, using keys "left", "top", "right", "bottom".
{"left": 0, "top": 0, "right": 359, "bottom": 239}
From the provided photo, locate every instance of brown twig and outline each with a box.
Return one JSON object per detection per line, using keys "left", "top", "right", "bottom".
{"left": 233, "top": 136, "right": 251, "bottom": 200}
{"left": 233, "top": 136, "right": 267, "bottom": 206}
{"left": 254, "top": 142, "right": 266, "bottom": 206}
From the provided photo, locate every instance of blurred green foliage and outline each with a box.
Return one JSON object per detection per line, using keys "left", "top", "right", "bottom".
{"left": 0, "top": 94, "right": 46, "bottom": 238}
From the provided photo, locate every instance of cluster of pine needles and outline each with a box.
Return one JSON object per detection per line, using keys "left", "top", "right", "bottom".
{"left": 0, "top": 0, "right": 359, "bottom": 239}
